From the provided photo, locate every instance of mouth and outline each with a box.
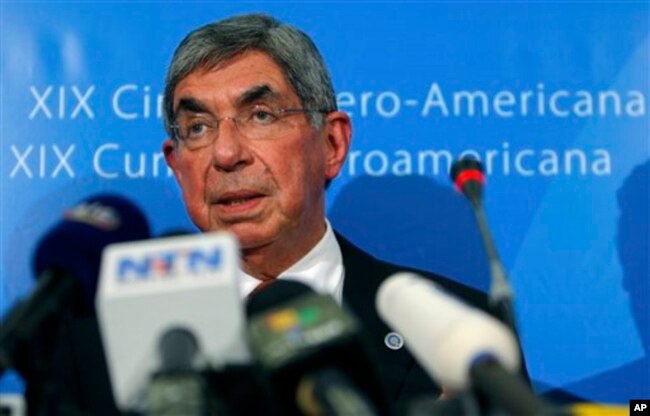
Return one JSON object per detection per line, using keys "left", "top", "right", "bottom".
{"left": 217, "top": 190, "right": 265, "bottom": 206}
{"left": 213, "top": 190, "right": 266, "bottom": 218}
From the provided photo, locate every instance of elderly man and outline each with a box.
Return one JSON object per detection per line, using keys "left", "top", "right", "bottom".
{"left": 31, "top": 13, "right": 496, "bottom": 415}
{"left": 161, "top": 12, "right": 491, "bottom": 408}
{"left": 161, "top": 14, "right": 350, "bottom": 291}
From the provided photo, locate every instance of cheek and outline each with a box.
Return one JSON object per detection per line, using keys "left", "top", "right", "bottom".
{"left": 302, "top": 138, "right": 328, "bottom": 186}
{"left": 175, "top": 155, "right": 211, "bottom": 227}
{"left": 176, "top": 157, "right": 205, "bottom": 197}
{"left": 278, "top": 139, "right": 327, "bottom": 205}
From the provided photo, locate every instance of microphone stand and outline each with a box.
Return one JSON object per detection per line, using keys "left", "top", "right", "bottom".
{"left": 451, "top": 158, "right": 531, "bottom": 386}
{"left": 468, "top": 198, "right": 518, "bottom": 342}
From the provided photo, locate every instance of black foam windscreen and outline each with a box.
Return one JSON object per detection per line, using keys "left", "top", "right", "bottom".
{"left": 450, "top": 156, "right": 484, "bottom": 183}
{"left": 245, "top": 279, "right": 390, "bottom": 415}
{"left": 245, "top": 279, "right": 311, "bottom": 318}
{"left": 450, "top": 157, "right": 485, "bottom": 203}
{"left": 32, "top": 194, "right": 151, "bottom": 309}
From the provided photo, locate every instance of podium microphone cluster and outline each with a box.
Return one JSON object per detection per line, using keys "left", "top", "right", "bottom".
{"left": 450, "top": 158, "right": 521, "bottom": 360}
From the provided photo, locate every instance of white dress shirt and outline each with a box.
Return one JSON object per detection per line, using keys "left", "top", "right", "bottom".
{"left": 237, "top": 219, "right": 345, "bottom": 304}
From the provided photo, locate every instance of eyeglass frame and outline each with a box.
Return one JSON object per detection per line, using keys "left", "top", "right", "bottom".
{"left": 169, "top": 105, "right": 335, "bottom": 149}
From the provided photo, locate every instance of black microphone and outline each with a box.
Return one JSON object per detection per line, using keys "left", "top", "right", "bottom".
{"left": 450, "top": 159, "right": 519, "bottom": 333}
{"left": 0, "top": 194, "right": 151, "bottom": 376}
{"left": 157, "top": 328, "right": 200, "bottom": 373}
{"left": 148, "top": 327, "right": 211, "bottom": 416}
{"left": 246, "top": 280, "right": 389, "bottom": 415}
{"left": 450, "top": 157, "right": 534, "bottom": 392}
{"left": 450, "top": 156, "right": 485, "bottom": 208}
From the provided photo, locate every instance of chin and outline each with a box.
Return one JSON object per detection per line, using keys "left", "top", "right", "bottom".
{"left": 235, "top": 235, "right": 275, "bottom": 252}
{"left": 223, "top": 224, "right": 277, "bottom": 250}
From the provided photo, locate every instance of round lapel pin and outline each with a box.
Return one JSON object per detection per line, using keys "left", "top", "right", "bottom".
{"left": 384, "top": 332, "right": 404, "bottom": 350}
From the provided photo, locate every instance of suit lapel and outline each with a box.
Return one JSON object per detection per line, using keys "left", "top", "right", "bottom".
{"left": 335, "top": 233, "right": 417, "bottom": 399}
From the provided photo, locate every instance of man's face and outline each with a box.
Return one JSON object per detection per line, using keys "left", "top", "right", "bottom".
{"left": 163, "top": 51, "right": 350, "bottom": 254}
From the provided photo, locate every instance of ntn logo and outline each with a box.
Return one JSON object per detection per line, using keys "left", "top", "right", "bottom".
{"left": 117, "top": 247, "right": 222, "bottom": 281}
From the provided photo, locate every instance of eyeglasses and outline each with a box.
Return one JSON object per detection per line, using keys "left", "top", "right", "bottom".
{"left": 170, "top": 105, "right": 332, "bottom": 150}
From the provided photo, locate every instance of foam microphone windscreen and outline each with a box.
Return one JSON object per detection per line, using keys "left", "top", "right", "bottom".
{"left": 450, "top": 157, "right": 485, "bottom": 202}
{"left": 246, "top": 280, "right": 390, "bottom": 414}
{"left": 32, "top": 194, "right": 151, "bottom": 310}
{"left": 245, "top": 279, "right": 311, "bottom": 317}
{"left": 376, "top": 272, "right": 519, "bottom": 390}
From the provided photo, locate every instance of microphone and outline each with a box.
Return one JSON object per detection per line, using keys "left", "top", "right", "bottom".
{"left": 450, "top": 157, "right": 485, "bottom": 207}
{"left": 148, "top": 327, "right": 209, "bottom": 416}
{"left": 376, "top": 272, "right": 549, "bottom": 415}
{"left": 450, "top": 157, "right": 525, "bottom": 369}
{"left": 96, "top": 231, "right": 251, "bottom": 412}
{"left": 246, "top": 280, "right": 389, "bottom": 415}
{"left": 0, "top": 194, "right": 151, "bottom": 376}
{"left": 450, "top": 157, "right": 513, "bottom": 309}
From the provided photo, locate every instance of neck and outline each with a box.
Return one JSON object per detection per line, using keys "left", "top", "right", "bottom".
{"left": 241, "top": 220, "right": 327, "bottom": 281}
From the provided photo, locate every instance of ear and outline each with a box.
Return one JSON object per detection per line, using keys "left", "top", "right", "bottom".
{"left": 323, "top": 111, "right": 352, "bottom": 181}
{"left": 163, "top": 138, "right": 180, "bottom": 176}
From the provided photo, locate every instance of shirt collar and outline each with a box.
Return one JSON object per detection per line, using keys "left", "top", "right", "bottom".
{"left": 238, "top": 219, "right": 344, "bottom": 302}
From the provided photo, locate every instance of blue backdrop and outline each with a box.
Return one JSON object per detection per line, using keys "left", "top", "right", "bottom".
{"left": 1, "top": 1, "right": 648, "bottom": 404}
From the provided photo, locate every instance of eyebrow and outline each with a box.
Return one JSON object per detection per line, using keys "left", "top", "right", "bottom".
{"left": 237, "top": 84, "right": 281, "bottom": 106}
{"left": 175, "top": 98, "right": 211, "bottom": 115}
{"left": 174, "top": 84, "right": 282, "bottom": 118}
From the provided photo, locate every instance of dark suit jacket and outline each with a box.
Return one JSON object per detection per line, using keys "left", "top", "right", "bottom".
{"left": 337, "top": 233, "right": 493, "bottom": 407}
{"left": 27, "top": 232, "right": 495, "bottom": 415}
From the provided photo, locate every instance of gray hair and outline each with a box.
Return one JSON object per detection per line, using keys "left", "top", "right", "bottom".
{"left": 163, "top": 13, "right": 337, "bottom": 138}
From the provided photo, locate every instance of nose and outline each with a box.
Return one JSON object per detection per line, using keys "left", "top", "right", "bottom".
{"left": 210, "top": 118, "right": 253, "bottom": 172}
